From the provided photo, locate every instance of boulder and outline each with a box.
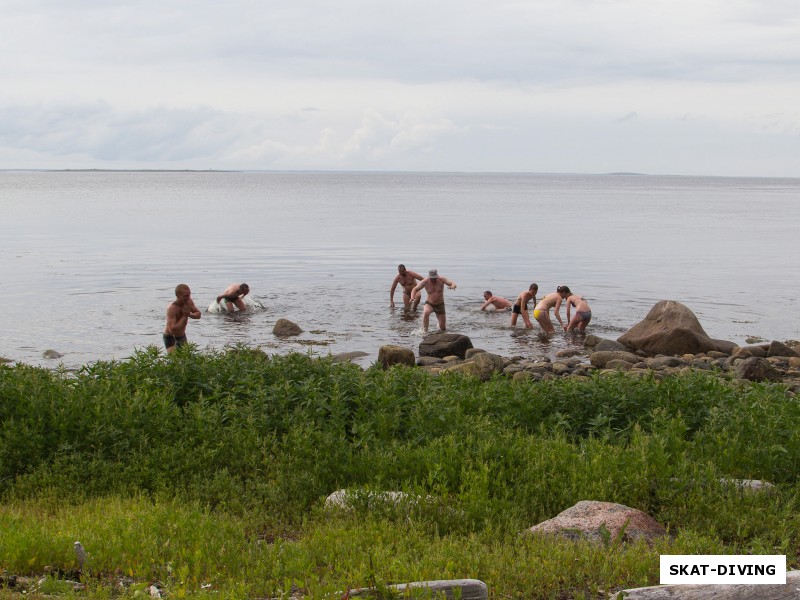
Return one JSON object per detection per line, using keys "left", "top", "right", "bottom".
{"left": 583, "top": 334, "right": 603, "bottom": 348}
{"left": 272, "top": 318, "right": 302, "bottom": 337}
{"left": 595, "top": 338, "right": 628, "bottom": 352}
{"left": 613, "top": 570, "right": 800, "bottom": 599}
{"left": 441, "top": 352, "right": 505, "bottom": 381}
{"left": 331, "top": 351, "right": 369, "bottom": 363}
{"left": 350, "top": 579, "right": 488, "bottom": 600}
{"left": 646, "top": 356, "right": 686, "bottom": 370}
{"left": 768, "top": 340, "right": 799, "bottom": 358}
{"left": 742, "top": 345, "right": 768, "bottom": 358}
{"left": 377, "top": 345, "right": 415, "bottom": 368}
{"left": 552, "top": 362, "right": 571, "bottom": 376}
{"left": 325, "top": 489, "right": 423, "bottom": 510}
{"left": 42, "top": 349, "right": 63, "bottom": 359}
{"left": 618, "top": 300, "right": 733, "bottom": 356}
{"left": 712, "top": 339, "right": 738, "bottom": 354}
{"left": 472, "top": 351, "right": 506, "bottom": 379}
{"left": 417, "top": 356, "right": 445, "bottom": 367}
{"left": 528, "top": 500, "right": 667, "bottom": 544}
{"left": 605, "top": 360, "right": 633, "bottom": 371}
{"left": 719, "top": 478, "right": 775, "bottom": 493}
{"left": 556, "top": 349, "right": 583, "bottom": 358}
{"left": 441, "top": 361, "right": 483, "bottom": 378}
{"left": 731, "top": 347, "right": 753, "bottom": 359}
{"left": 734, "top": 357, "right": 781, "bottom": 382}
{"left": 465, "top": 348, "right": 486, "bottom": 359}
{"left": 590, "top": 350, "right": 640, "bottom": 368}
{"left": 419, "top": 333, "right": 473, "bottom": 359}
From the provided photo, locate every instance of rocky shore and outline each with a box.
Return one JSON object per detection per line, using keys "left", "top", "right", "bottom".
{"left": 368, "top": 301, "right": 800, "bottom": 394}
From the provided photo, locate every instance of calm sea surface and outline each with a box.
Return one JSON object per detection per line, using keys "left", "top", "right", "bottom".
{"left": 1, "top": 171, "right": 799, "bottom": 369}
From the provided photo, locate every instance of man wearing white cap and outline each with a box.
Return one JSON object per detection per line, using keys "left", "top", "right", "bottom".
{"left": 409, "top": 269, "right": 457, "bottom": 332}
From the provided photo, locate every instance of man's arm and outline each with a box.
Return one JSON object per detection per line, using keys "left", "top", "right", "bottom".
{"left": 441, "top": 276, "right": 457, "bottom": 290}
{"left": 409, "top": 280, "right": 426, "bottom": 303}
{"left": 480, "top": 300, "right": 491, "bottom": 311}
{"left": 187, "top": 299, "right": 202, "bottom": 319}
{"left": 389, "top": 275, "right": 401, "bottom": 307}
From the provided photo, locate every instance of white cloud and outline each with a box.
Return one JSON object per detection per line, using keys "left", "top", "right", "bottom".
{"left": 0, "top": 0, "right": 798, "bottom": 174}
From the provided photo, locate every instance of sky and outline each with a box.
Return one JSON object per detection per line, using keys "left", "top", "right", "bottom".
{"left": 1, "top": 0, "right": 799, "bottom": 176}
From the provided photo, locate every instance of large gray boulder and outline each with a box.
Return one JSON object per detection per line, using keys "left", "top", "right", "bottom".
{"left": 272, "top": 318, "right": 302, "bottom": 337}
{"left": 618, "top": 301, "right": 732, "bottom": 356}
{"left": 768, "top": 340, "right": 799, "bottom": 358}
{"left": 377, "top": 345, "right": 415, "bottom": 368}
{"left": 419, "top": 333, "right": 473, "bottom": 359}
{"left": 528, "top": 500, "right": 667, "bottom": 544}
{"left": 734, "top": 357, "right": 781, "bottom": 382}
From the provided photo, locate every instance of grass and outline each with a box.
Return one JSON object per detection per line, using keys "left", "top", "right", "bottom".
{"left": 1, "top": 346, "right": 799, "bottom": 598}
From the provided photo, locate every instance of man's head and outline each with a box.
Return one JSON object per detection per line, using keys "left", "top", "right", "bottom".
{"left": 529, "top": 283, "right": 539, "bottom": 293}
{"left": 175, "top": 283, "right": 191, "bottom": 303}
{"left": 397, "top": 264, "right": 406, "bottom": 275}
{"left": 428, "top": 269, "right": 438, "bottom": 279}
{"left": 239, "top": 283, "right": 249, "bottom": 293}
{"left": 484, "top": 291, "right": 492, "bottom": 300}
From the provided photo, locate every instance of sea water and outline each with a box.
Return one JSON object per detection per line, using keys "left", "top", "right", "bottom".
{"left": 1, "top": 171, "right": 798, "bottom": 369}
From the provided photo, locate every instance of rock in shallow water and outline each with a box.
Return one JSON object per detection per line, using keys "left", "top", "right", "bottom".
{"left": 618, "top": 300, "right": 733, "bottom": 355}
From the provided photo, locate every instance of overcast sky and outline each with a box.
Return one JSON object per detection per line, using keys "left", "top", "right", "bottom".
{"left": 1, "top": 0, "right": 798, "bottom": 176}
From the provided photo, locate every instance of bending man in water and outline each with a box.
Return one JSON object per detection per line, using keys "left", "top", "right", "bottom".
{"left": 390, "top": 264, "right": 424, "bottom": 309}
{"left": 480, "top": 291, "right": 513, "bottom": 311}
{"left": 163, "top": 283, "right": 201, "bottom": 353}
{"left": 558, "top": 285, "right": 592, "bottom": 331}
{"left": 410, "top": 269, "right": 457, "bottom": 332}
{"left": 533, "top": 288, "right": 565, "bottom": 334}
{"left": 216, "top": 283, "right": 250, "bottom": 312}
{"left": 510, "top": 283, "right": 538, "bottom": 328}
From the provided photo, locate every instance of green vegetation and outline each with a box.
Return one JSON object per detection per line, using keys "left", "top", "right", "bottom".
{"left": 1, "top": 347, "right": 799, "bottom": 598}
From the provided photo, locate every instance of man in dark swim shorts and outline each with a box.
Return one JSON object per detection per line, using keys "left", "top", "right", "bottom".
{"left": 163, "top": 283, "right": 201, "bottom": 353}
{"left": 216, "top": 283, "right": 250, "bottom": 312}
{"left": 390, "top": 264, "right": 423, "bottom": 309}
{"left": 162, "top": 333, "right": 188, "bottom": 350}
{"left": 511, "top": 283, "right": 538, "bottom": 328}
{"left": 409, "top": 269, "right": 458, "bottom": 332}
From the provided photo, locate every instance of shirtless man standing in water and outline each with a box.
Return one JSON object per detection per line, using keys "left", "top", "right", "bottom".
{"left": 390, "top": 264, "right": 424, "bottom": 309}
{"left": 216, "top": 283, "right": 250, "bottom": 312}
{"left": 410, "top": 269, "right": 457, "bottom": 332}
{"left": 533, "top": 288, "right": 565, "bottom": 334}
{"left": 163, "top": 284, "right": 201, "bottom": 353}
{"left": 510, "top": 283, "right": 538, "bottom": 328}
